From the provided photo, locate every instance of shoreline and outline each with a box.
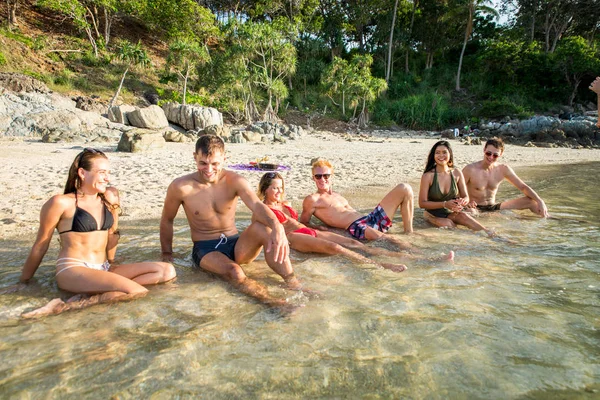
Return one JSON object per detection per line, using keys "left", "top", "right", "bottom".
{"left": 2, "top": 132, "right": 599, "bottom": 240}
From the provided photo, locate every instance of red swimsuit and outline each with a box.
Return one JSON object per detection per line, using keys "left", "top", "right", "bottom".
{"left": 269, "top": 204, "right": 317, "bottom": 238}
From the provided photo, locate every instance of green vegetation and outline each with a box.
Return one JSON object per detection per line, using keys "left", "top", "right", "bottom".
{"left": 1, "top": 0, "right": 598, "bottom": 129}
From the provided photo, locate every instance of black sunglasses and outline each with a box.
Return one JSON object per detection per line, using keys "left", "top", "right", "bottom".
{"left": 314, "top": 174, "right": 331, "bottom": 180}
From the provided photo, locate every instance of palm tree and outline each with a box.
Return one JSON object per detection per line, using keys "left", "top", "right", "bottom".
{"left": 455, "top": 0, "right": 498, "bottom": 91}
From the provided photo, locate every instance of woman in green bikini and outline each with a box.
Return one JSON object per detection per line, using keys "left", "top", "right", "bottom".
{"left": 419, "top": 141, "right": 492, "bottom": 234}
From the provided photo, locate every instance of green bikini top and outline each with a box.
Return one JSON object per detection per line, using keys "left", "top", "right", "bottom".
{"left": 428, "top": 169, "right": 459, "bottom": 203}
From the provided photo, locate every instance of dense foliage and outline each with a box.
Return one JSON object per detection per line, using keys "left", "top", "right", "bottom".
{"left": 5, "top": 0, "right": 599, "bottom": 129}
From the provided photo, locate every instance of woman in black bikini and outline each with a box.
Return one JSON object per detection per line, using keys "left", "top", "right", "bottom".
{"left": 19, "top": 148, "right": 176, "bottom": 318}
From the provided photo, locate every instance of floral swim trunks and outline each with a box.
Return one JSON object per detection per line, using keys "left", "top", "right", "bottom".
{"left": 347, "top": 204, "right": 392, "bottom": 240}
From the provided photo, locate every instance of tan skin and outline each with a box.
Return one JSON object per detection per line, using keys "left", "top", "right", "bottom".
{"left": 19, "top": 156, "right": 176, "bottom": 318}
{"left": 300, "top": 166, "right": 414, "bottom": 250}
{"left": 160, "top": 150, "right": 301, "bottom": 308}
{"left": 590, "top": 77, "right": 600, "bottom": 128}
{"left": 262, "top": 178, "right": 407, "bottom": 273}
{"left": 419, "top": 144, "right": 491, "bottom": 234}
{"left": 462, "top": 145, "right": 549, "bottom": 218}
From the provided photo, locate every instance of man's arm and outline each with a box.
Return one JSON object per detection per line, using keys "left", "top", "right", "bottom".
{"left": 590, "top": 77, "right": 600, "bottom": 128}
{"left": 235, "top": 174, "right": 289, "bottom": 263}
{"left": 461, "top": 165, "right": 477, "bottom": 208}
{"left": 504, "top": 165, "right": 549, "bottom": 217}
{"left": 299, "top": 195, "right": 317, "bottom": 225}
{"left": 160, "top": 181, "right": 183, "bottom": 262}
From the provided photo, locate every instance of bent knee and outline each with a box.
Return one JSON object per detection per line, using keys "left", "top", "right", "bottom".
{"left": 224, "top": 264, "right": 247, "bottom": 285}
{"left": 159, "top": 262, "right": 177, "bottom": 282}
{"left": 396, "top": 183, "right": 413, "bottom": 197}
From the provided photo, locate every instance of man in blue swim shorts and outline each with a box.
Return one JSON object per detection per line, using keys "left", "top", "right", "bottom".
{"left": 160, "top": 135, "right": 304, "bottom": 308}
{"left": 300, "top": 159, "right": 414, "bottom": 250}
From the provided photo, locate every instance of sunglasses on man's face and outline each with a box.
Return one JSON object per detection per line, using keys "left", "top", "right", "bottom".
{"left": 485, "top": 151, "right": 500, "bottom": 159}
{"left": 314, "top": 174, "right": 331, "bottom": 180}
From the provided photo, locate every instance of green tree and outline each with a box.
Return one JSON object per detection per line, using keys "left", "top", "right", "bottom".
{"left": 167, "top": 39, "right": 210, "bottom": 105}
{"left": 321, "top": 56, "right": 354, "bottom": 116}
{"left": 553, "top": 36, "right": 600, "bottom": 106}
{"left": 235, "top": 19, "right": 298, "bottom": 121}
{"left": 109, "top": 40, "right": 150, "bottom": 107}
{"left": 348, "top": 54, "right": 388, "bottom": 127}
{"left": 454, "top": 0, "right": 498, "bottom": 90}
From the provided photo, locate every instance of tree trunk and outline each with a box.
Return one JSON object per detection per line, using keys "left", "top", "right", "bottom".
{"left": 405, "top": 0, "right": 417, "bottom": 74}
{"left": 7, "top": 0, "right": 18, "bottom": 27}
{"left": 104, "top": 8, "right": 112, "bottom": 46}
{"left": 456, "top": 4, "right": 473, "bottom": 91}
{"left": 84, "top": 26, "right": 98, "bottom": 57}
{"left": 182, "top": 65, "right": 189, "bottom": 105}
{"left": 109, "top": 66, "right": 129, "bottom": 107}
{"left": 550, "top": 16, "right": 573, "bottom": 53}
{"left": 342, "top": 90, "right": 346, "bottom": 116}
{"left": 386, "top": 0, "right": 399, "bottom": 83}
{"left": 567, "top": 77, "right": 580, "bottom": 107}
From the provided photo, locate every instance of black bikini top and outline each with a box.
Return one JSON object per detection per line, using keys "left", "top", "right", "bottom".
{"left": 58, "top": 193, "right": 114, "bottom": 234}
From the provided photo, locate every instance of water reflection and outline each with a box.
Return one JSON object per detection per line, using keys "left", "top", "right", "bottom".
{"left": 1, "top": 163, "right": 599, "bottom": 398}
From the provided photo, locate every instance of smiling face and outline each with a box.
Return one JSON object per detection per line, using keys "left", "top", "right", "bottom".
{"left": 79, "top": 157, "right": 110, "bottom": 194}
{"left": 264, "top": 179, "right": 284, "bottom": 203}
{"left": 312, "top": 166, "right": 333, "bottom": 192}
{"left": 434, "top": 145, "right": 451, "bottom": 166}
{"left": 194, "top": 150, "right": 225, "bottom": 183}
{"left": 483, "top": 145, "right": 502, "bottom": 166}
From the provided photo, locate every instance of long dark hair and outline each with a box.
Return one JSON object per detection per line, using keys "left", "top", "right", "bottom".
{"left": 64, "top": 148, "right": 112, "bottom": 206}
{"left": 424, "top": 140, "right": 454, "bottom": 173}
{"left": 258, "top": 172, "right": 284, "bottom": 200}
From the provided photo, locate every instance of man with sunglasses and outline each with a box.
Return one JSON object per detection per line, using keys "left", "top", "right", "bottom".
{"left": 462, "top": 137, "right": 549, "bottom": 217}
{"left": 300, "top": 159, "right": 414, "bottom": 249}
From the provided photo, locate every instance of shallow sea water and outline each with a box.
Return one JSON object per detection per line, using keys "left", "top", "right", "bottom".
{"left": 1, "top": 163, "right": 599, "bottom": 399}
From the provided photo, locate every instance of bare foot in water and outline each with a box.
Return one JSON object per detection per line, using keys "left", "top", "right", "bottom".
{"left": 381, "top": 263, "right": 408, "bottom": 273}
{"left": 22, "top": 298, "right": 66, "bottom": 319}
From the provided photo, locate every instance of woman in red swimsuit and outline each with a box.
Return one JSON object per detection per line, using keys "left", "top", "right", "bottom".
{"left": 258, "top": 172, "right": 408, "bottom": 273}
{"left": 19, "top": 148, "right": 176, "bottom": 318}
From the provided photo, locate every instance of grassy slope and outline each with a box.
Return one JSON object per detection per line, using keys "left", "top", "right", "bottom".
{"left": 0, "top": 0, "right": 168, "bottom": 104}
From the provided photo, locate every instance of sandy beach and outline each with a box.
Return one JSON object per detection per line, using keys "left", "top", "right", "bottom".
{"left": 1, "top": 131, "right": 599, "bottom": 240}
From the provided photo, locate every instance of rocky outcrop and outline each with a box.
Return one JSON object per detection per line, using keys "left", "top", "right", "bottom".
{"left": 228, "top": 121, "right": 304, "bottom": 144}
{"left": 162, "top": 102, "right": 223, "bottom": 131}
{"left": 74, "top": 96, "right": 107, "bottom": 115}
{"left": 117, "top": 128, "right": 166, "bottom": 152}
{"left": 0, "top": 73, "right": 50, "bottom": 94}
{"left": 451, "top": 114, "right": 599, "bottom": 148}
{"left": 0, "top": 90, "right": 130, "bottom": 141}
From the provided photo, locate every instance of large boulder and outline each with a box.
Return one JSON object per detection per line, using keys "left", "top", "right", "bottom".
{"left": 200, "top": 124, "right": 231, "bottom": 139}
{"left": 241, "top": 130, "right": 263, "bottom": 142}
{"left": 126, "top": 105, "right": 169, "bottom": 129}
{"left": 0, "top": 73, "right": 50, "bottom": 93}
{"left": 117, "top": 128, "right": 166, "bottom": 152}
{"left": 164, "top": 130, "right": 194, "bottom": 143}
{"left": 107, "top": 104, "right": 136, "bottom": 125}
{"left": 518, "top": 116, "right": 560, "bottom": 135}
{"left": 162, "top": 102, "right": 223, "bottom": 131}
